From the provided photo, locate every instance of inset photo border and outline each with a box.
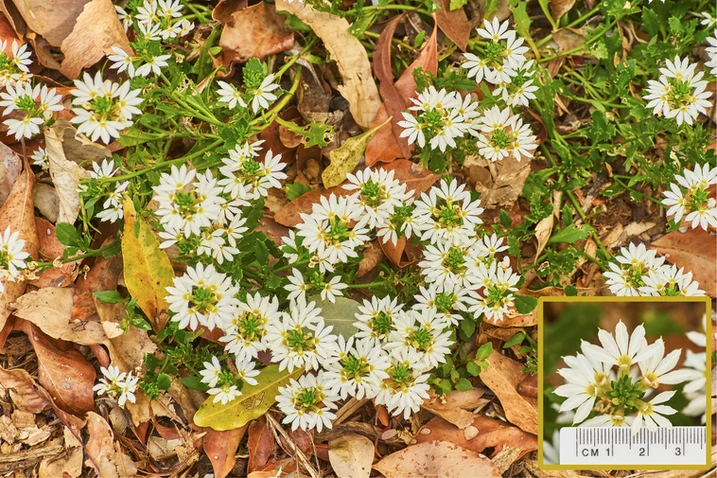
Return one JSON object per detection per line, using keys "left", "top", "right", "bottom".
{"left": 537, "top": 296, "right": 713, "bottom": 471}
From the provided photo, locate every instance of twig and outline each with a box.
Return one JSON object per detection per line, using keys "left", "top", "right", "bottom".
{"left": 265, "top": 413, "right": 321, "bottom": 478}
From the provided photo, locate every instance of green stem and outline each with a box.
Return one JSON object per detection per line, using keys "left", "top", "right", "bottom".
{"left": 347, "top": 279, "right": 393, "bottom": 289}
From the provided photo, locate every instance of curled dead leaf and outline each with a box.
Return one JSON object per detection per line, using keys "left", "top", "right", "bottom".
{"left": 649, "top": 228, "right": 717, "bottom": 297}
{"left": 276, "top": 0, "right": 380, "bottom": 129}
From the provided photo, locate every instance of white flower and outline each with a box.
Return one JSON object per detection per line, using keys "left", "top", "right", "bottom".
{"left": 374, "top": 350, "right": 431, "bottom": 420}
{"left": 93, "top": 365, "right": 138, "bottom": 407}
{"left": 354, "top": 295, "right": 403, "bottom": 343}
{"left": 208, "top": 384, "right": 242, "bottom": 404}
{"left": 250, "top": 74, "right": 279, "bottom": 112}
{"left": 264, "top": 297, "right": 337, "bottom": 372}
{"left": 386, "top": 308, "right": 453, "bottom": 371}
{"left": 603, "top": 242, "right": 665, "bottom": 296}
{"left": 462, "top": 19, "right": 526, "bottom": 85}
{"left": 643, "top": 56, "right": 712, "bottom": 125}
{"left": 397, "top": 112, "right": 425, "bottom": 147}
{"left": 165, "top": 263, "right": 240, "bottom": 331}
{"left": 706, "top": 30, "right": 717, "bottom": 76}
{"left": 639, "top": 264, "right": 705, "bottom": 297}
{"left": 580, "top": 321, "right": 662, "bottom": 373}
{"left": 663, "top": 164, "right": 717, "bottom": 230}
{"left": 631, "top": 391, "right": 677, "bottom": 434}
{"left": 199, "top": 356, "right": 223, "bottom": 388}
{"left": 466, "top": 262, "right": 520, "bottom": 321}
{"left": 554, "top": 352, "right": 612, "bottom": 424}
{"left": 412, "top": 178, "right": 483, "bottom": 246}
{"left": 10, "top": 41, "right": 32, "bottom": 72}
{"left": 135, "top": 54, "right": 171, "bottom": 77}
{"left": 4, "top": 116, "right": 43, "bottom": 140}
{"left": 234, "top": 355, "right": 260, "bottom": 386}
{"left": 30, "top": 147, "right": 48, "bottom": 171}
{"left": 90, "top": 158, "right": 118, "bottom": 179}
{"left": 323, "top": 337, "right": 390, "bottom": 400}
{"left": 276, "top": 372, "right": 338, "bottom": 432}
{"left": 217, "top": 81, "right": 247, "bottom": 109}
{"left": 419, "top": 241, "right": 479, "bottom": 293}
{"left": 344, "top": 168, "right": 411, "bottom": 230}
{"left": 476, "top": 106, "right": 537, "bottom": 162}
{"left": 108, "top": 47, "right": 136, "bottom": 77}
{"left": 320, "top": 275, "right": 348, "bottom": 303}
{"left": 414, "top": 284, "right": 468, "bottom": 326}
{"left": 115, "top": 5, "right": 133, "bottom": 30}
{"left": 220, "top": 292, "right": 281, "bottom": 361}
{"left": 543, "top": 430, "right": 560, "bottom": 465}
{"left": 0, "top": 227, "right": 29, "bottom": 292}
{"left": 638, "top": 338, "right": 692, "bottom": 388}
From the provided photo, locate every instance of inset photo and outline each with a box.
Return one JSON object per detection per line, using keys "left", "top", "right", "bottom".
{"left": 539, "top": 298, "right": 713, "bottom": 469}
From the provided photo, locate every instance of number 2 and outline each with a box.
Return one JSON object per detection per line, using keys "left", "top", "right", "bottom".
{"left": 639, "top": 448, "right": 646, "bottom": 456}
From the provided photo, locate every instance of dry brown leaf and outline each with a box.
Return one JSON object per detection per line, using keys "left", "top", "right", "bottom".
{"left": 19, "top": 321, "right": 96, "bottom": 416}
{"left": 274, "top": 184, "right": 353, "bottom": 227}
{"left": 414, "top": 415, "right": 538, "bottom": 459}
{"left": 45, "top": 125, "right": 82, "bottom": 224}
{"left": 0, "top": 366, "right": 49, "bottom": 413}
{"left": 9, "top": 0, "right": 89, "bottom": 47}
{"left": 215, "top": 1, "right": 294, "bottom": 69}
{"left": 11, "top": 287, "right": 108, "bottom": 346}
{"left": 39, "top": 427, "right": 83, "bottom": 478}
{"left": 0, "top": 163, "right": 38, "bottom": 336}
{"left": 553, "top": 28, "right": 586, "bottom": 52}
{"left": 421, "top": 389, "right": 485, "bottom": 429}
{"left": 479, "top": 350, "right": 538, "bottom": 435}
{"left": 533, "top": 191, "right": 561, "bottom": 262}
{"left": 248, "top": 416, "right": 277, "bottom": 472}
{"left": 435, "top": 0, "right": 470, "bottom": 50}
{"left": 328, "top": 433, "right": 374, "bottom": 478}
{"left": 84, "top": 412, "right": 138, "bottom": 478}
{"left": 357, "top": 240, "right": 384, "bottom": 277}
{"left": 59, "top": 0, "right": 132, "bottom": 79}
{"left": 0, "top": 140, "right": 20, "bottom": 207}
{"left": 366, "top": 25, "right": 438, "bottom": 166}
{"left": 29, "top": 218, "right": 81, "bottom": 288}
{"left": 466, "top": 154, "right": 533, "bottom": 209}
{"left": 276, "top": 0, "right": 380, "bottom": 129}
{"left": 374, "top": 440, "right": 500, "bottom": 478}
{"left": 649, "top": 228, "right": 717, "bottom": 297}
{"left": 33, "top": 182, "right": 60, "bottom": 223}
{"left": 550, "top": 0, "right": 576, "bottom": 21}
{"left": 203, "top": 426, "right": 248, "bottom": 478}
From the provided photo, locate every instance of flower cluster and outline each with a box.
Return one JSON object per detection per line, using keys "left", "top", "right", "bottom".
{"left": 706, "top": 30, "right": 717, "bottom": 76}
{"left": 152, "top": 141, "right": 285, "bottom": 264}
{"left": 555, "top": 321, "right": 699, "bottom": 433}
{"left": 116, "top": 0, "right": 194, "bottom": 40}
{"left": 462, "top": 18, "right": 529, "bottom": 85}
{"left": 0, "top": 227, "right": 30, "bottom": 293}
{"left": 603, "top": 242, "right": 704, "bottom": 297}
{"left": 89, "top": 159, "right": 130, "bottom": 223}
{"left": 217, "top": 73, "right": 280, "bottom": 114}
{"left": 0, "top": 40, "right": 32, "bottom": 88}
{"left": 662, "top": 163, "right": 717, "bottom": 231}
{"left": 70, "top": 72, "right": 143, "bottom": 144}
{"left": 643, "top": 56, "right": 713, "bottom": 125}
{"left": 93, "top": 365, "right": 139, "bottom": 407}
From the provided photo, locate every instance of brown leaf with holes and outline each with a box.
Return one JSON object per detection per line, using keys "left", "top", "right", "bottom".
{"left": 59, "top": 0, "right": 132, "bottom": 79}
{"left": 0, "top": 366, "right": 49, "bottom": 413}
{"left": 9, "top": 0, "right": 89, "bottom": 47}
{"left": 18, "top": 321, "right": 96, "bottom": 416}
{"left": 435, "top": 0, "right": 470, "bottom": 50}
{"left": 649, "top": 228, "right": 717, "bottom": 297}
{"left": 365, "top": 25, "right": 438, "bottom": 166}
{"left": 0, "top": 163, "right": 38, "bottom": 337}
{"left": 421, "top": 389, "right": 485, "bottom": 429}
{"left": 374, "top": 440, "right": 500, "bottom": 478}
{"left": 479, "top": 350, "right": 538, "bottom": 435}
{"left": 204, "top": 426, "right": 248, "bottom": 478}
{"left": 215, "top": 1, "right": 294, "bottom": 70}
{"left": 414, "top": 415, "right": 538, "bottom": 459}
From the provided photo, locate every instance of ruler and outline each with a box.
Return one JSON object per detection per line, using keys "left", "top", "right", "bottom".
{"left": 559, "top": 426, "right": 707, "bottom": 466}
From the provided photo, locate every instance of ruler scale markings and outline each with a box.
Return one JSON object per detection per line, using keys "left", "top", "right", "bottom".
{"left": 559, "top": 427, "right": 706, "bottom": 466}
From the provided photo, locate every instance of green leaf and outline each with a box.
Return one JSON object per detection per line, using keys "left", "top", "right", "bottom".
{"left": 121, "top": 198, "right": 175, "bottom": 332}
{"left": 93, "top": 290, "right": 124, "bottom": 304}
{"left": 499, "top": 210, "right": 512, "bottom": 228}
{"left": 117, "top": 128, "right": 165, "bottom": 147}
{"left": 322, "top": 117, "right": 391, "bottom": 188}
{"left": 548, "top": 224, "right": 592, "bottom": 244}
{"left": 193, "top": 364, "right": 303, "bottom": 431}
{"left": 510, "top": 0, "right": 532, "bottom": 41}
{"left": 285, "top": 182, "right": 312, "bottom": 201}
{"left": 181, "top": 375, "right": 208, "bottom": 391}
{"left": 466, "top": 361, "right": 481, "bottom": 376}
{"left": 455, "top": 378, "right": 473, "bottom": 391}
{"left": 514, "top": 295, "right": 538, "bottom": 314}
{"left": 449, "top": 0, "right": 467, "bottom": 10}
{"left": 156, "top": 373, "right": 172, "bottom": 390}
{"left": 476, "top": 342, "right": 493, "bottom": 360}
{"left": 564, "top": 284, "right": 578, "bottom": 296}
{"left": 311, "top": 295, "right": 361, "bottom": 339}
{"left": 55, "top": 222, "right": 83, "bottom": 248}
{"left": 503, "top": 332, "right": 526, "bottom": 348}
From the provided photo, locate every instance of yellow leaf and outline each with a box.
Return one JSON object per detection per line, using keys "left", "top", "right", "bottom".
{"left": 121, "top": 198, "right": 174, "bottom": 331}
{"left": 322, "top": 117, "right": 391, "bottom": 188}
{"left": 194, "top": 364, "right": 303, "bottom": 431}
